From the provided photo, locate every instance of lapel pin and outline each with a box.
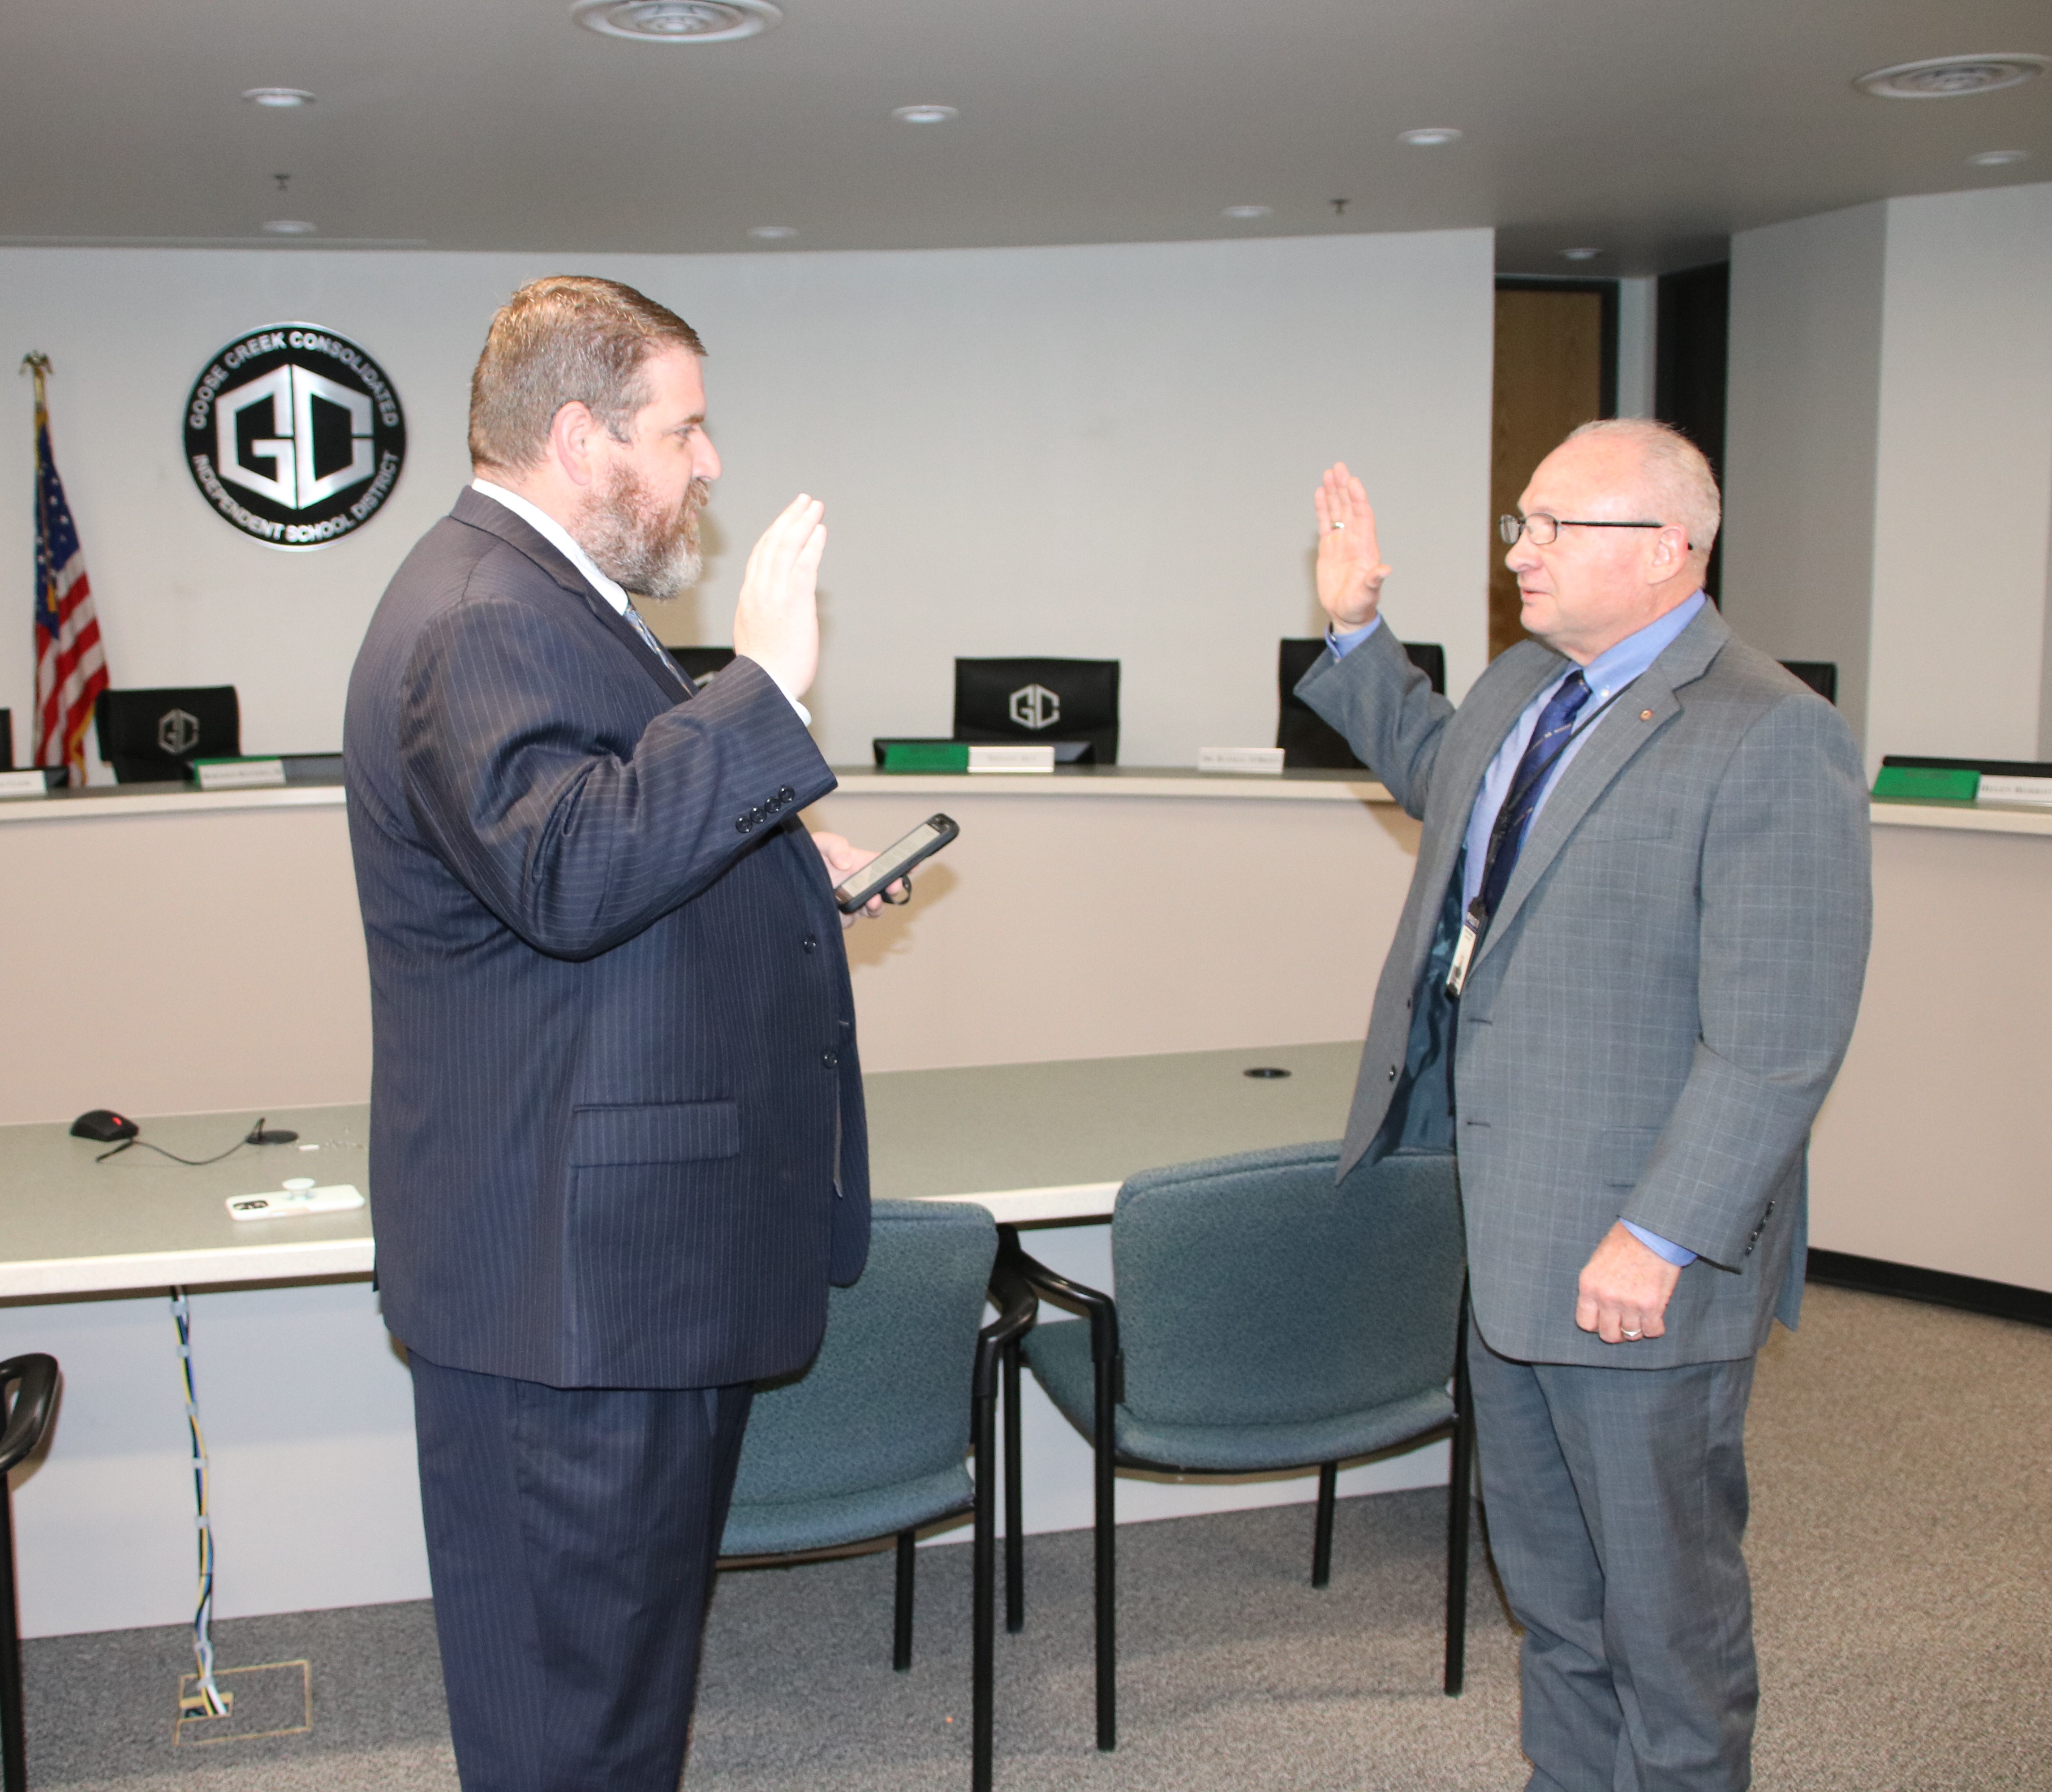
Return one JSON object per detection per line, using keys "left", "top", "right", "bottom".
{"left": 1640, "top": 709, "right": 1653, "bottom": 720}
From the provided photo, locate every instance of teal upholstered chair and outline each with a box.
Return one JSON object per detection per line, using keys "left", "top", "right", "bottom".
{"left": 1003, "top": 1144, "right": 1470, "bottom": 1752}
{"left": 718, "top": 1200, "right": 1034, "bottom": 1792}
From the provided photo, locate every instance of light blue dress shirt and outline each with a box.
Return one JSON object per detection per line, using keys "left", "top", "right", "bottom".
{"left": 1329, "top": 595, "right": 1709, "bottom": 1267}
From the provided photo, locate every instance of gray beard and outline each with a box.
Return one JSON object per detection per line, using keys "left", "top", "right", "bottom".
{"left": 575, "top": 466, "right": 707, "bottom": 601}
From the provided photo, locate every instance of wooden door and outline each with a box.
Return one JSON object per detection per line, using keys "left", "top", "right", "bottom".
{"left": 1490, "top": 287, "right": 1609, "bottom": 659}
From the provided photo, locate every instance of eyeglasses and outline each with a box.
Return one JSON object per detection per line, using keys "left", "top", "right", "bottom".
{"left": 1500, "top": 514, "right": 1666, "bottom": 547}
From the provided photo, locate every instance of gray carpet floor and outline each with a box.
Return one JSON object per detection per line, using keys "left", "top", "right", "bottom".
{"left": 21, "top": 1284, "right": 2052, "bottom": 1790}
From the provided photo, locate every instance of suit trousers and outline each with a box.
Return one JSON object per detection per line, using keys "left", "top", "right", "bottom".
{"left": 410, "top": 1352, "right": 753, "bottom": 1792}
{"left": 1466, "top": 1315, "right": 1758, "bottom": 1792}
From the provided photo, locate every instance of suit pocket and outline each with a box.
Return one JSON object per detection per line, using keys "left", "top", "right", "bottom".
{"left": 1600, "top": 1127, "right": 1661, "bottom": 1189}
{"left": 568, "top": 1100, "right": 740, "bottom": 1167}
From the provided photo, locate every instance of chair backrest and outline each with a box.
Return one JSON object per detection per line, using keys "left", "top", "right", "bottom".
{"left": 667, "top": 645, "right": 736, "bottom": 687}
{"left": 1111, "top": 1144, "right": 1463, "bottom": 1428}
{"left": 1778, "top": 659, "right": 1837, "bottom": 705}
{"left": 92, "top": 686, "right": 240, "bottom": 783}
{"left": 953, "top": 657, "right": 1119, "bottom": 764}
{"left": 0, "top": 1354, "right": 58, "bottom": 1477}
{"left": 1277, "top": 639, "right": 1444, "bottom": 769}
{"left": 729, "top": 1200, "right": 998, "bottom": 1507}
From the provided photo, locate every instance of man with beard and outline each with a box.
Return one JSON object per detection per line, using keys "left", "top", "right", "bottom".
{"left": 344, "top": 276, "right": 888, "bottom": 1791}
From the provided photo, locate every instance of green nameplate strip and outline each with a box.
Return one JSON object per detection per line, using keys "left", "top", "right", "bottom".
{"left": 880, "top": 741, "right": 970, "bottom": 774}
{"left": 1871, "top": 766, "right": 1979, "bottom": 803}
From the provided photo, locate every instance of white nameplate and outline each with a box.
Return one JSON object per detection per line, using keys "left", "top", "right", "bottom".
{"left": 196, "top": 758, "right": 287, "bottom": 790}
{"left": 967, "top": 745, "right": 1055, "bottom": 774}
{"left": 1976, "top": 775, "right": 2052, "bottom": 807}
{"left": 227, "top": 1183, "right": 365, "bottom": 1221}
{"left": 1198, "top": 746, "right": 1286, "bottom": 776}
{"left": 0, "top": 770, "right": 51, "bottom": 801}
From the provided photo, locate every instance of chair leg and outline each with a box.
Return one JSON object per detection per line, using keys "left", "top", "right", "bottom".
{"left": 893, "top": 1531, "right": 916, "bottom": 1672}
{"left": 1311, "top": 1462, "right": 1338, "bottom": 1588}
{"left": 0, "top": 1496, "right": 22, "bottom": 1792}
{"left": 1092, "top": 1346, "right": 1117, "bottom": 1752}
{"left": 1003, "top": 1336, "right": 1024, "bottom": 1634}
{"left": 1444, "top": 1295, "right": 1474, "bottom": 1698}
{"left": 972, "top": 1374, "right": 998, "bottom": 1792}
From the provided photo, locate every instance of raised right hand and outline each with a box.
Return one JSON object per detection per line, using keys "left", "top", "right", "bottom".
{"left": 1313, "top": 462, "right": 1391, "bottom": 631}
{"left": 732, "top": 494, "right": 827, "bottom": 699}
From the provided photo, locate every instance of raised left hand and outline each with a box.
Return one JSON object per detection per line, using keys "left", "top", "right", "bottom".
{"left": 810, "top": 831, "right": 902, "bottom": 927}
{"left": 1575, "top": 1221, "right": 1683, "bottom": 1344}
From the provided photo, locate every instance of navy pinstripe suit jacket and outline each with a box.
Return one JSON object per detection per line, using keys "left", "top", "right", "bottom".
{"left": 344, "top": 487, "right": 870, "bottom": 1390}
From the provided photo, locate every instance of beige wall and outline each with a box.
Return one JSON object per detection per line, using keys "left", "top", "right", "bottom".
{"left": 1725, "top": 181, "right": 2052, "bottom": 770}
{"left": 1723, "top": 200, "right": 1886, "bottom": 748}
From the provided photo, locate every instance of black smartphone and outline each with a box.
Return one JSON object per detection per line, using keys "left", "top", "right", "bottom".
{"left": 834, "top": 813, "right": 959, "bottom": 913}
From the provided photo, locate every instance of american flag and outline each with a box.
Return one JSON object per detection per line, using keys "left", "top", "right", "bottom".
{"left": 27, "top": 356, "right": 107, "bottom": 779}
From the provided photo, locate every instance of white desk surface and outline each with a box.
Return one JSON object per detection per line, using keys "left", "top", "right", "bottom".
{"left": 0, "top": 1042, "right": 1362, "bottom": 1299}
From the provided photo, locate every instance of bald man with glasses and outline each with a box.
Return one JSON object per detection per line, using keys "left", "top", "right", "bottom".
{"left": 1296, "top": 420, "right": 1870, "bottom": 1790}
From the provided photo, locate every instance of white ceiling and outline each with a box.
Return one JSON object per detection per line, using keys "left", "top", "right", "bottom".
{"left": 4, "top": 0, "right": 2047, "bottom": 273}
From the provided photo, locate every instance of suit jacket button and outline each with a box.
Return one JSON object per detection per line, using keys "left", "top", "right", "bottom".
{"left": 1387, "top": 1064, "right": 1399, "bottom": 1083}
{"left": 801, "top": 934, "right": 818, "bottom": 952}
{"left": 735, "top": 815, "right": 752, "bottom": 835}
{"left": 778, "top": 785, "right": 795, "bottom": 802}
{"left": 821, "top": 1050, "right": 839, "bottom": 1068}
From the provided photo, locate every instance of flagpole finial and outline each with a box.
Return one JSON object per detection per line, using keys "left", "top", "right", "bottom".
{"left": 20, "top": 351, "right": 51, "bottom": 376}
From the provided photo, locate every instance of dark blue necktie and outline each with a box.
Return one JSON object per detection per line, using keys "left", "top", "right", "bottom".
{"left": 1477, "top": 669, "right": 1590, "bottom": 921}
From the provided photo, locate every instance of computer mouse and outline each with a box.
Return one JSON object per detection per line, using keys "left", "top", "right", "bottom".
{"left": 71, "top": 1109, "right": 139, "bottom": 1143}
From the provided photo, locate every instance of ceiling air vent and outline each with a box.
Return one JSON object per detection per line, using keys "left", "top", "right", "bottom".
{"left": 1854, "top": 54, "right": 2047, "bottom": 99}
{"left": 572, "top": 0, "right": 783, "bottom": 43}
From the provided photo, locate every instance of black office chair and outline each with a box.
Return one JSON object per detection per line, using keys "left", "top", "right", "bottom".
{"left": 0, "top": 709, "right": 11, "bottom": 771}
{"left": 954, "top": 658, "right": 1119, "bottom": 765}
{"left": 1277, "top": 639, "right": 1445, "bottom": 770}
{"left": 665, "top": 645, "right": 736, "bottom": 688}
{"left": 1779, "top": 661, "right": 1837, "bottom": 705}
{"left": 0, "top": 1355, "right": 59, "bottom": 1792}
{"left": 92, "top": 687, "right": 239, "bottom": 783}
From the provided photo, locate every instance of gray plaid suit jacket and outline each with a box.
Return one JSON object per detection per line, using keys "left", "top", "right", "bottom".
{"left": 1299, "top": 605, "right": 1871, "bottom": 1368}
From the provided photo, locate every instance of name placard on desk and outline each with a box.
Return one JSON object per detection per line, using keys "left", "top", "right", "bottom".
{"left": 0, "top": 769, "right": 54, "bottom": 801}
{"left": 194, "top": 758, "right": 287, "bottom": 791}
{"left": 1198, "top": 746, "right": 1286, "bottom": 775}
{"left": 1978, "top": 775, "right": 2052, "bottom": 807}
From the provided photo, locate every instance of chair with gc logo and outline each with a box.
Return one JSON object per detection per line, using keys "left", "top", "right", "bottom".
{"left": 93, "top": 687, "right": 240, "bottom": 783}
{"left": 953, "top": 658, "right": 1119, "bottom": 765}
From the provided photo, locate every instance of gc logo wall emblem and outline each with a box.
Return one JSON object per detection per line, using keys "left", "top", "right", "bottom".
{"left": 183, "top": 324, "right": 406, "bottom": 549}
{"left": 1009, "top": 683, "right": 1061, "bottom": 730}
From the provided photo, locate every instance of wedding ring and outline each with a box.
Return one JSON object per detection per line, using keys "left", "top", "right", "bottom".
{"left": 1330, "top": 521, "right": 1346, "bottom": 531}
{"left": 1622, "top": 1328, "right": 1642, "bottom": 1339}
{"left": 882, "top": 875, "right": 913, "bottom": 906}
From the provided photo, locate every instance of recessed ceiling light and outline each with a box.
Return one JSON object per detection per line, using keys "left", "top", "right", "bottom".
{"left": 1967, "top": 148, "right": 2031, "bottom": 166}
{"left": 1855, "top": 54, "right": 2047, "bottom": 99}
{"left": 891, "top": 104, "right": 958, "bottom": 124}
{"left": 1222, "top": 204, "right": 1273, "bottom": 220}
{"left": 572, "top": 0, "right": 782, "bottom": 43}
{"left": 1398, "top": 127, "right": 1463, "bottom": 147}
{"left": 243, "top": 87, "right": 314, "bottom": 108}
{"left": 262, "top": 219, "right": 318, "bottom": 236}
{"left": 748, "top": 224, "right": 797, "bottom": 239}
{"left": 1560, "top": 246, "right": 1602, "bottom": 261}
